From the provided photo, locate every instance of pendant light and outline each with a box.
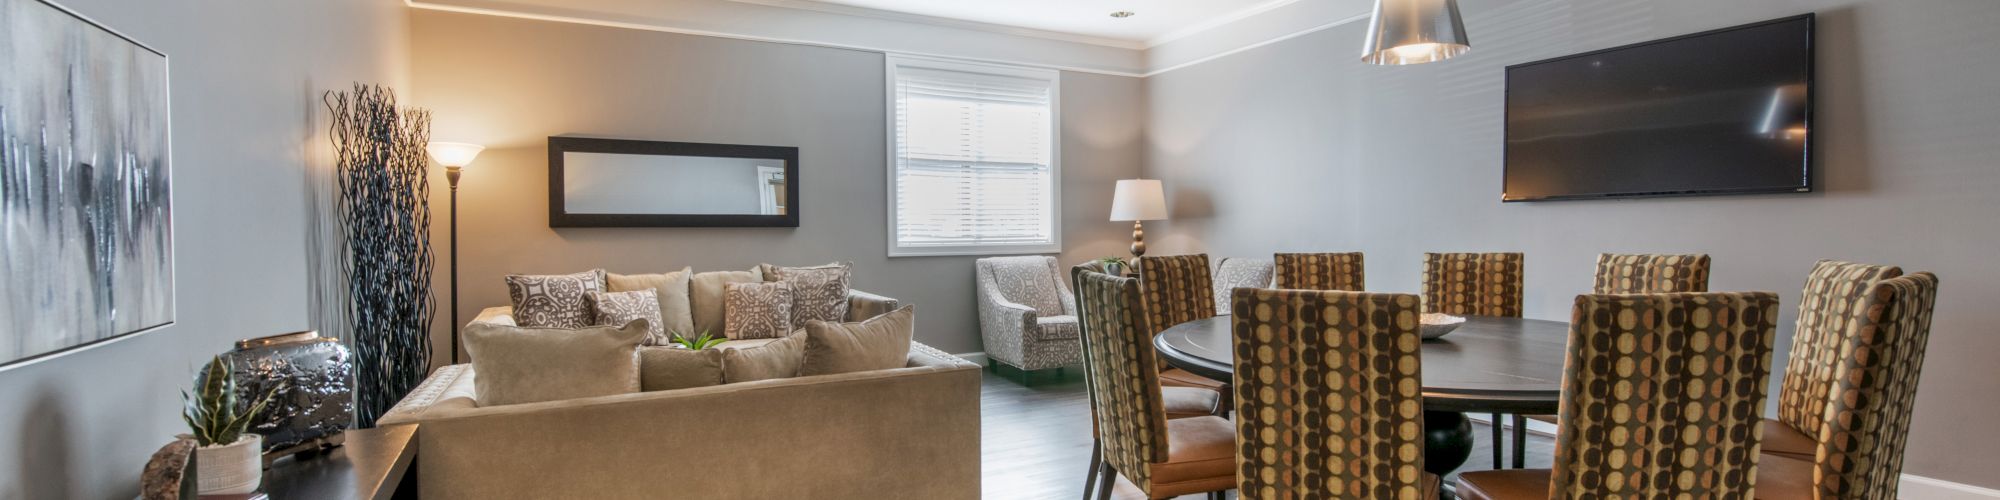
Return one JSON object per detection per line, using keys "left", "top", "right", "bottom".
{"left": 1360, "top": 0, "right": 1471, "bottom": 65}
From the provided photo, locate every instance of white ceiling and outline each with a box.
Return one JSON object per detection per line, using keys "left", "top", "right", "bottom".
{"left": 732, "top": 0, "right": 1301, "bottom": 47}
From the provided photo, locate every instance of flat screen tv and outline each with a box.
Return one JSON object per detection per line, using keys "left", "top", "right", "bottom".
{"left": 1503, "top": 14, "right": 1814, "bottom": 202}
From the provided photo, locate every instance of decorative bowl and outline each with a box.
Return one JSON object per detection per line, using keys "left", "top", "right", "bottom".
{"left": 1420, "top": 313, "right": 1466, "bottom": 340}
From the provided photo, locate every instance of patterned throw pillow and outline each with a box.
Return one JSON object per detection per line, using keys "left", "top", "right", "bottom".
{"left": 590, "top": 289, "right": 666, "bottom": 345}
{"left": 765, "top": 262, "right": 852, "bottom": 326}
{"left": 506, "top": 269, "right": 606, "bottom": 328}
{"left": 724, "top": 281, "right": 793, "bottom": 340}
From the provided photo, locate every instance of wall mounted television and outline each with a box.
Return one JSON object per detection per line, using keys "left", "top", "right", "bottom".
{"left": 1502, "top": 14, "right": 1814, "bottom": 202}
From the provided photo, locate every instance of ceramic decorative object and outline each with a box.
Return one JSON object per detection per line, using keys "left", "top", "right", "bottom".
{"left": 218, "top": 330, "right": 353, "bottom": 453}
{"left": 1421, "top": 313, "right": 1466, "bottom": 340}
{"left": 193, "top": 434, "right": 262, "bottom": 494}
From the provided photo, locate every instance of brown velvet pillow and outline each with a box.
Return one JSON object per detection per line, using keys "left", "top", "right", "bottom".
{"left": 799, "top": 305, "right": 914, "bottom": 376}
{"left": 724, "top": 281, "right": 793, "bottom": 340}
{"left": 505, "top": 269, "right": 607, "bottom": 328}
{"left": 638, "top": 346, "right": 726, "bottom": 391}
{"left": 463, "top": 319, "right": 645, "bottom": 406}
{"left": 764, "top": 262, "right": 853, "bottom": 325}
{"left": 721, "top": 332, "right": 806, "bottom": 383}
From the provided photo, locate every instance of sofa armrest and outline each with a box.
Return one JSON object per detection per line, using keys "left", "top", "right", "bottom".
{"left": 846, "top": 289, "right": 900, "bottom": 321}
{"left": 379, "top": 364, "right": 477, "bottom": 426}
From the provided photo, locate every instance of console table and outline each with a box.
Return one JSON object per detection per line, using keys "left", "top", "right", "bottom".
{"left": 253, "top": 424, "right": 418, "bottom": 500}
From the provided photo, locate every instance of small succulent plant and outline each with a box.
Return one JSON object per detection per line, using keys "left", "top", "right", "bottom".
{"left": 182, "top": 355, "right": 280, "bottom": 447}
{"left": 1094, "top": 256, "right": 1130, "bottom": 273}
{"left": 669, "top": 330, "right": 727, "bottom": 350}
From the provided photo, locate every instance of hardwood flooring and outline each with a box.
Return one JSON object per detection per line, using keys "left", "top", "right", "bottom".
{"left": 978, "top": 368, "right": 1555, "bottom": 499}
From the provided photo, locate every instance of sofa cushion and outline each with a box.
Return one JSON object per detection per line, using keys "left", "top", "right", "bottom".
{"left": 800, "top": 305, "right": 915, "bottom": 376}
{"left": 721, "top": 331, "right": 806, "bottom": 383}
{"left": 724, "top": 281, "right": 793, "bottom": 340}
{"left": 764, "top": 262, "right": 853, "bottom": 326}
{"left": 607, "top": 267, "right": 695, "bottom": 337}
{"left": 462, "top": 319, "right": 645, "bottom": 406}
{"left": 690, "top": 267, "right": 763, "bottom": 336}
{"left": 637, "top": 346, "right": 726, "bottom": 391}
{"left": 505, "top": 269, "right": 607, "bottom": 328}
{"left": 590, "top": 289, "right": 665, "bottom": 344}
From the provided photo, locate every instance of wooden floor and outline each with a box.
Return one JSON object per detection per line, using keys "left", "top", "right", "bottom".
{"left": 979, "top": 367, "right": 1555, "bottom": 499}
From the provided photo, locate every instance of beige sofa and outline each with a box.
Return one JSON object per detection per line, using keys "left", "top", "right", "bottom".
{"left": 380, "top": 291, "right": 982, "bottom": 499}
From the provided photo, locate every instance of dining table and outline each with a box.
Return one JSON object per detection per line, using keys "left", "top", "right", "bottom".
{"left": 1152, "top": 314, "right": 1572, "bottom": 474}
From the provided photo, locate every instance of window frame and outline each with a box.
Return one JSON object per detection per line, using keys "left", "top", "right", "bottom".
{"left": 884, "top": 54, "right": 1063, "bottom": 258}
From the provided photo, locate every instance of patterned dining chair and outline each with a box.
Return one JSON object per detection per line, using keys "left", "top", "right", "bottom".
{"left": 1137, "top": 254, "right": 1226, "bottom": 393}
{"left": 1755, "top": 262, "right": 1939, "bottom": 499}
{"left": 1593, "top": 253, "right": 1712, "bottom": 293}
{"left": 1070, "top": 265, "right": 1225, "bottom": 500}
{"left": 1272, "top": 252, "right": 1365, "bottom": 291}
{"left": 1455, "top": 291, "right": 1781, "bottom": 500}
{"left": 1075, "top": 269, "right": 1236, "bottom": 500}
{"left": 1421, "top": 252, "right": 1524, "bottom": 317}
{"left": 1230, "top": 287, "right": 1438, "bottom": 499}
{"left": 1210, "top": 257, "right": 1273, "bottom": 315}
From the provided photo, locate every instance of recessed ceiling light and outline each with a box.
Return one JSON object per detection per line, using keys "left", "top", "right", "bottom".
{"left": 1109, "top": 11, "right": 1135, "bottom": 18}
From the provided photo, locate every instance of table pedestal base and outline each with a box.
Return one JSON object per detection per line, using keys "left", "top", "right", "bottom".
{"left": 1424, "top": 411, "right": 1474, "bottom": 475}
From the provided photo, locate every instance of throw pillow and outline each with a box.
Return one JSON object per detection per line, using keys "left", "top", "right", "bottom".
{"left": 505, "top": 269, "right": 607, "bottom": 328}
{"left": 690, "top": 267, "right": 763, "bottom": 337}
{"left": 463, "top": 319, "right": 645, "bottom": 406}
{"left": 724, "top": 281, "right": 793, "bottom": 340}
{"left": 607, "top": 267, "right": 696, "bottom": 337}
{"left": 721, "top": 331, "right": 806, "bottom": 383}
{"left": 589, "top": 289, "right": 666, "bottom": 345}
{"left": 638, "top": 346, "right": 726, "bottom": 391}
{"left": 799, "top": 305, "right": 915, "bottom": 376}
{"left": 764, "top": 262, "right": 853, "bottom": 326}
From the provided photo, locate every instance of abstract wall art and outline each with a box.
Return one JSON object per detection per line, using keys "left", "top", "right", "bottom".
{"left": 0, "top": 0, "right": 174, "bottom": 368}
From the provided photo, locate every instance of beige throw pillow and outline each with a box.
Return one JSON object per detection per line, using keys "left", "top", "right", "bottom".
{"left": 589, "top": 289, "right": 665, "bottom": 345}
{"left": 800, "top": 305, "right": 914, "bottom": 376}
{"left": 607, "top": 267, "right": 695, "bottom": 336}
{"left": 506, "top": 269, "right": 607, "bottom": 328}
{"left": 463, "top": 320, "right": 645, "bottom": 406}
{"left": 724, "top": 281, "right": 793, "bottom": 340}
{"left": 721, "top": 331, "right": 806, "bottom": 383}
{"left": 690, "top": 267, "right": 763, "bottom": 336}
{"left": 765, "top": 262, "right": 853, "bottom": 326}
{"left": 638, "top": 346, "right": 726, "bottom": 391}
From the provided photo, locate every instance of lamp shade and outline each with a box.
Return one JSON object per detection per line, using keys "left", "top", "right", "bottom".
{"left": 1360, "top": 0, "right": 1470, "bottom": 65}
{"left": 1109, "top": 179, "right": 1168, "bottom": 222}
{"left": 426, "top": 142, "right": 485, "bottom": 168}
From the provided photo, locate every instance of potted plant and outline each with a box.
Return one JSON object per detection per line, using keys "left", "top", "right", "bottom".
{"left": 1094, "top": 256, "right": 1130, "bottom": 276}
{"left": 667, "top": 330, "right": 727, "bottom": 350}
{"left": 182, "top": 355, "right": 280, "bottom": 495}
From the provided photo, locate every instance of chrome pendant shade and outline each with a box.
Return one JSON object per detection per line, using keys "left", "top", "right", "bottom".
{"left": 1360, "top": 0, "right": 1471, "bottom": 65}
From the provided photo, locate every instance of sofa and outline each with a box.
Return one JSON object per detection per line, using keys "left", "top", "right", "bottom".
{"left": 380, "top": 286, "right": 982, "bottom": 499}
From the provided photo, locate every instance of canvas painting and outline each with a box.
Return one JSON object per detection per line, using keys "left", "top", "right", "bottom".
{"left": 0, "top": 0, "right": 174, "bottom": 367}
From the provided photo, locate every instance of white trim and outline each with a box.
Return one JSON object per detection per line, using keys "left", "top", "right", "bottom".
{"left": 1143, "top": 0, "right": 1302, "bottom": 48}
{"left": 727, "top": 0, "right": 1146, "bottom": 50}
{"left": 883, "top": 54, "right": 1065, "bottom": 258}
{"left": 1142, "top": 12, "right": 1372, "bottom": 77}
{"left": 1901, "top": 475, "right": 2000, "bottom": 500}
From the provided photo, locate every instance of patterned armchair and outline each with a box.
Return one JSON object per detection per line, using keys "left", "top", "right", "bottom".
{"left": 1210, "top": 257, "right": 1272, "bottom": 315}
{"left": 1592, "top": 253, "right": 1711, "bottom": 293}
{"left": 974, "top": 256, "right": 1082, "bottom": 383}
{"left": 1456, "top": 291, "right": 1780, "bottom": 500}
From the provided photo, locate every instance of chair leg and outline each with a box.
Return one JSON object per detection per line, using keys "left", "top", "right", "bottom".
{"left": 1095, "top": 463, "right": 1116, "bottom": 500}
{"left": 1511, "top": 414, "right": 1529, "bottom": 468}
{"left": 1082, "top": 439, "right": 1101, "bottom": 500}
{"left": 988, "top": 361, "right": 998, "bottom": 373}
{"left": 1491, "top": 412, "right": 1504, "bottom": 469}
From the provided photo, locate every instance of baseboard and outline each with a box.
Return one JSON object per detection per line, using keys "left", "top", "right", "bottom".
{"left": 954, "top": 351, "right": 988, "bottom": 365}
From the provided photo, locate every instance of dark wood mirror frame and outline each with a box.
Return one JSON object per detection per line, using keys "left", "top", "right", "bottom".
{"left": 548, "top": 136, "right": 800, "bottom": 228}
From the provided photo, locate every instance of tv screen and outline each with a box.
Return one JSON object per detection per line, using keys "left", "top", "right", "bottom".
{"left": 1503, "top": 14, "right": 1814, "bottom": 202}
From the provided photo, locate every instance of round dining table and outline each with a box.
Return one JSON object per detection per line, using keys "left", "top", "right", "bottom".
{"left": 1153, "top": 314, "right": 1571, "bottom": 474}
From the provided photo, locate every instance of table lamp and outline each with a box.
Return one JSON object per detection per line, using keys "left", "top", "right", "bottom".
{"left": 426, "top": 141, "right": 484, "bottom": 364}
{"left": 1109, "top": 179, "right": 1167, "bottom": 258}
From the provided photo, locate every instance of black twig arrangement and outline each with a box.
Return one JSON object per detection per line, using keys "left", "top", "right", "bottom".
{"left": 324, "top": 84, "right": 435, "bottom": 428}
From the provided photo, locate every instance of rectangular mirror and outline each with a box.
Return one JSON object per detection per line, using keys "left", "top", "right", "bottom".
{"left": 549, "top": 137, "right": 799, "bottom": 227}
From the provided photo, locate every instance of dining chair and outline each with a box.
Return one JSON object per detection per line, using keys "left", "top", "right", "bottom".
{"left": 1136, "top": 254, "right": 1227, "bottom": 393}
{"left": 1210, "top": 257, "right": 1273, "bottom": 315}
{"left": 1758, "top": 261, "right": 1939, "bottom": 499}
{"left": 1592, "top": 253, "right": 1712, "bottom": 294}
{"left": 1272, "top": 252, "right": 1365, "bottom": 291}
{"left": 1455, "top": 291, "right": 1781, "bottom": 500}
{"left": 1421, "top": 252, "right": 1524, "bottom": 468}
{"left": 1074, "top": 269, "right": 1236, "bottom": 500}
{"left": 1229, "top": 287, "right": 1438, "bottom": 499}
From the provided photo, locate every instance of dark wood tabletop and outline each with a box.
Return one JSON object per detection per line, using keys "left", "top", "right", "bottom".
{"left": 256, "top": 424, "right": 418, "bottom": 500}
{"left": 1154, "top": 315, "right": 1571, "bottom": 414}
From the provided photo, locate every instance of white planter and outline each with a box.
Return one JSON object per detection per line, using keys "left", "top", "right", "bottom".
{"left": 194, "top": 434, "right": 263, "bottom": 495}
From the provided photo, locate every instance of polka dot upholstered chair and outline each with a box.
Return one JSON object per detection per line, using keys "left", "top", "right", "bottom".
{"left": 1757, "top": 261, "right": 1940, "bottom": 500}
{"left": 1593, "top": 253, "right": 1712, "bottom": 294}
{"left": 1229, "top": 288, "right": 1439, "bottom": 499}
{"left": 1420, "top": 252, "right": 1524, "bottom": 317}
{"left": 1137, "top": 254, "right": 1228, "bottom": 393}
{"left": 1455, "top": 291, "right": 1781, "bottom": 500}
{"left": 1210, "top": 257, "right": 1274, "bottom": 315}
{"left": 1071, "top": 264, "right": 1226, "bottom": 500}
{"left": 1074, "top": 269, "right": 1236, "bottom": 500}
{"left": 1272, "top": 252, "right": 1366, "bottom": 291}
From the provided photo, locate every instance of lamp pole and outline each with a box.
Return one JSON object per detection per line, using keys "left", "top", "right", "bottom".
{"left": 447, "top": 165, "right": 461, "bottom": 364}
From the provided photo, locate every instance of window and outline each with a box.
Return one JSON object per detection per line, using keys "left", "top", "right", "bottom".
{"left": 887, "top": 55, "right": 1060, "bottom": 257}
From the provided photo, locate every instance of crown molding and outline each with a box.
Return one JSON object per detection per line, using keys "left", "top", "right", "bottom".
{"left": 1142, "top": 12, "right": 1370, "bottom": 77}
{"left": 1143, "top": 0, "right": 1301, "bottom": 48}
{"left": 727, "top": 0, "right": 1147, "bottom": 50}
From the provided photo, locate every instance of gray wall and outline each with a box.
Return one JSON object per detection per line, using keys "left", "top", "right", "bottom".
{"left": 0, "top": 0, "right": 409, "bottom": 497}
{"left": 1143, "top": 0, "right": 2000, "bottom": 486}
{"left": 411, "top": 9, "right": 1144, "bottom": 356}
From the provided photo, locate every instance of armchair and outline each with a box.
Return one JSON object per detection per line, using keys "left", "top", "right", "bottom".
{"left": 974, "top": 256, "right": 1083, "bottom": 384}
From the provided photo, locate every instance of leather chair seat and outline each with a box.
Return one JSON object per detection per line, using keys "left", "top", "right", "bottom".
{"left": 1457, "top": 456, "right": 1819, "bottom": 500}
{"left": 1760, "top": 419, "right": 1819, "bottom": 460}
{"left": 1753, "top": 453, "right": 1818, "bottom": 499}
{"left": 1162, "top": 387, "right": 1221, "bottom": 419}
{"left": 1145, "top": 416, "right": 1237, "bottom": 498}
{"left": 1159, "top": 368, "right": 1226, "bottom": 391}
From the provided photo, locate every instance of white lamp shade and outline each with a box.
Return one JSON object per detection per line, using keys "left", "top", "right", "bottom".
{"left": 426, "top": 142, "right": 485, "bottom": 167}
{"left": 1109, "top": 179, "right": 1168, "bottom": 222}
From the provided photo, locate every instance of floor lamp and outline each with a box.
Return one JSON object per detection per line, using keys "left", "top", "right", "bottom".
{"left": 426, "top": 142, "right": 484, "bottom": 364}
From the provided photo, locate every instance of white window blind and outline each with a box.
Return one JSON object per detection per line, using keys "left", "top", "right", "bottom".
{"left": 888, "top": 56, "right": 1060, "bottom": 256}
